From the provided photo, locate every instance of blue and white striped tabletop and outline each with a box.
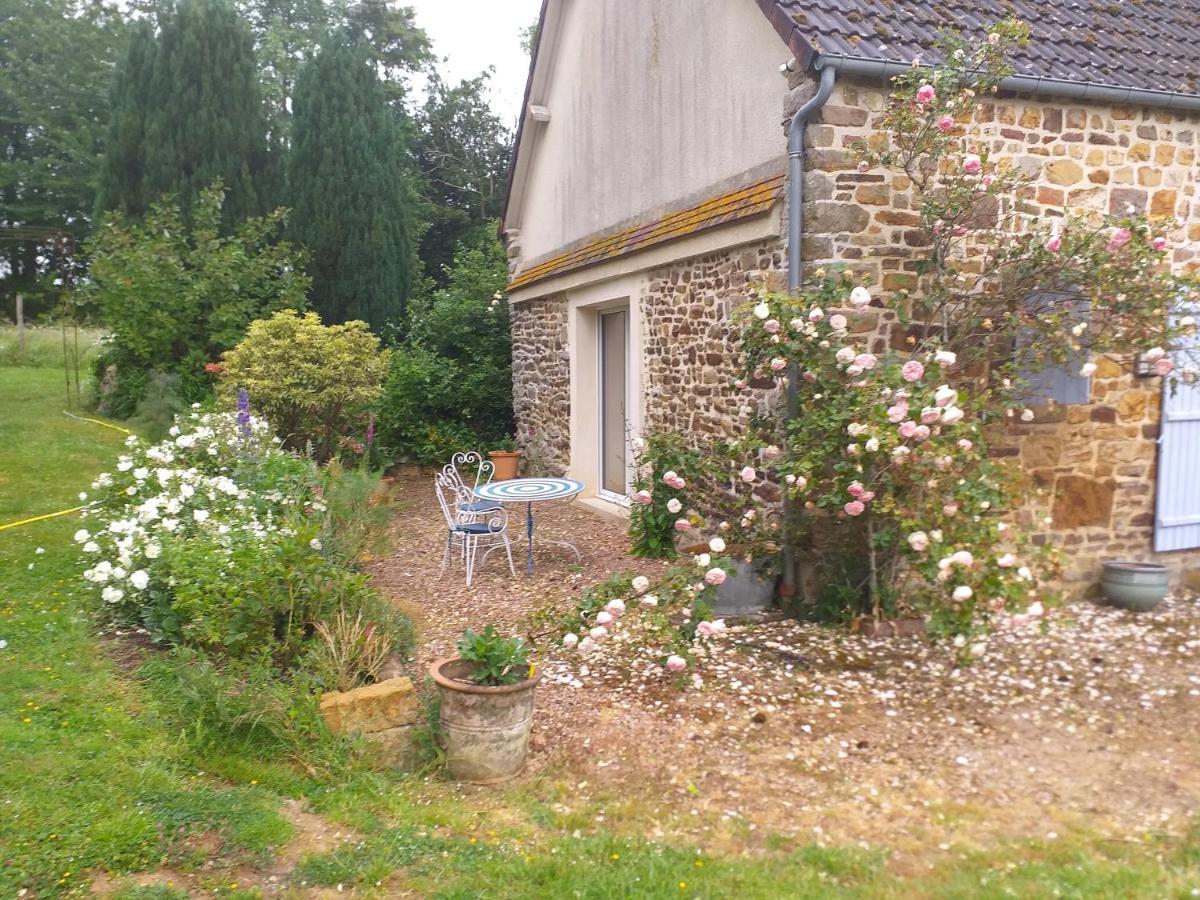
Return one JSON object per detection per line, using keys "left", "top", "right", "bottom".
{"left": 474, "top": 477, "right": 584, "bottom": 503}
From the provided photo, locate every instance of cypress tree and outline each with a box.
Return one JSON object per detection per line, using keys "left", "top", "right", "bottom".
{"left": 286, "top": 35, "right": 418, "bottom": 330}
{"left": 96, "top": 0, "right": 272, "bottom": 227}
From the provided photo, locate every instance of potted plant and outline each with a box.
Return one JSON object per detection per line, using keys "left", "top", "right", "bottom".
{"left": 488, "top": 436, "right": 520, "bottom": 481}
{"left": 429, "top": 625, "right": 541, "bottom": 784}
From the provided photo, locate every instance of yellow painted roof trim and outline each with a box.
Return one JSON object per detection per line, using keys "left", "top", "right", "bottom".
{"left": 508, "top": 173, "right": 785, "bottom": 292}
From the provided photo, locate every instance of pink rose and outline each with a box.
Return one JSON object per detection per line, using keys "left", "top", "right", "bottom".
{"left": 740, "top": 466, "right": 757, "bottom": 483}
{"left": 1045, "top": 235, "right": 1062, "bottom": 253}
{"left": 962, "top": 154, "right": 981, "bottom": 174}
{"left": 1154, "top": 357, "right": 1175, "bottom": 376}
{"left": 941, "top": 406, "right": 965, "bottom": 425}
{"left": 606, "top": 598, "right": 626, "bottom": 617}
{"left": 847, "top": 481, "right": 864, "bottom": 498}
{"left": 696, "top": 621, "right": 716, "bottom": 638}
{"left": 829, "top": 314, "right": 848, "bottom": 331}
{"left": 1108, "top": 227, "right": 1132, "bottom": 251}
{"left": 843, "top": 500, "right": 865, "bottom": 517}
{"left": 595, "top": 610, "right": 613, "bottom": 626}
{"left": 674, "top": 518, "right": 692, "bottom": 531}
{"left": 853, "top": 353, "right": 878, "bottom": 370}
{"left": 665, "top": 655, "right": 687, "bottom": 672}
{"left": 937, "top": 114, "right": 955, "bottom": 132}
{"left": 943, "top": 502, "right": 958, "bottom": 516}
{"left": 901, "top": 360, "right": 924, "bottom": 383}
{"left": 898, "top": 420, "right": 918, "bottom": 438}
{"left": 859, "top": 491, "right": 875, "bottom": 503}
{"left": 915, "top": 84, "right": 936, "bottom": 104}
{"left": 634, "top": 489, "right": 652, "bottom": 505}
{"left": 920, "top": 406, "right": 941, "bottom": 425}
{"left": 770, "top": 357, "right": 788, "bottom": 372}
{"left": 982, "top": 174, "right": 995, "bottom": 187}
{"left": 958, "top": 438, "right": 973, "bottom": 450}
{"left": 887, "top": 402, "right": 909, "bottom": 423}
{"left": 913, "top": 424, "right": 931, "bottom": 441}
{"left": 857, "top": 160, "right": 870, "bottom": 173}
{"left": 1152, "top": 236, "right": 1167, "bottom": 251}
{"left": 764, "top": 318, "right": 781, "bottom": 334}
{"left": 704, "top": 567, "right": 727, "bottom": 586}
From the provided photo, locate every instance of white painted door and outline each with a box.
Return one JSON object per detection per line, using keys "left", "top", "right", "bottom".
{"left": 599, "top": 308, "right": 629, "bottom": 499}
{"left": 1154, "top": 308, "right": 1200, "bottom": 552}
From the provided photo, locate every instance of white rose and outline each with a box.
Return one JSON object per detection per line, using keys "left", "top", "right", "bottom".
{"left": 631, "top": 575, "right": 650, "bottom": 595}
{"left": 101, "top": 586, "right": 125, "bottom": 604}
{"left": 849, "top": 286, "right": 871, "bottom": 308}
{"left": 74, "top": 529, "right": 90, "bottom": 543}
{"left": 835, "top": 346, "right": 857, "bottom": 365}
{"left": 753, "top": 301, "right": 771, "bottom": 320}
{"left": 709, "top": 537, "right": 726, "bottom": 554}
{"left": 667, "top": 498, "right": 682, "bottom": 514}
{"left": 193, "top": 509, "right": 209, "bottom": 523}
{"left": 952, "top": 585, "right": 973, "bottom": 601}
{"left": 130, "top": 570, "right": 150, "bottom": 591}
{"left": 1079, "top": 362, "right": 1097, "bottom": 377}
{"left": 934, "top": 350, "right": 957, "bottom": 366}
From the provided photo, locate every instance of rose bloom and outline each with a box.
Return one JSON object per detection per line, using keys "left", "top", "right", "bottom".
{"left": 704, "top": 567, "right": 727, "bottom": 586}
{"left": 829, "top": 313, "right": 848, "bottom": 330}
{"left": 934, "top": 350, "right": 957, "bottom": 366}
{"left": 640, "top": 593, "right": 659, "bottom": 608}
{"left": 937, "top": 114, "right": 955, "bottom": 132}
{"left": 740, "top": 466, "right": 757, "bottom": 483}
{"left": 808, "top": 306, "right": 825, "bottom": 321}
{"left": 578, "top": 636, "right": 596, "bottom": 655}
{"left": 606, "top": 598, "right": 626, "bottom": 616}
{"left": 921, "top": 406, "right": 941, "bottom": 424}
{"left": 562, "top": 632, "right": 579, "bottom": 648}
{"left": 898, "top": 420, "right": 918, "bottom": 438}
{"left": 1045, "top": 234, "right": 1062, "bottom": 253}
{"left": 958, "top": 438, "right": 973, "bottom": 450}
{"left": 997, "top": 553, "right": 1016, "bottom": 567}
{"left": 915, "top": 83, "right": 936, "bottom": 104}
{"left": 835, "top": 346, "right": 856, "bottom": 365}
{"left": 843, "top": 500, "right": 865, "bottom": 517}
{"left": 667, "top": 497, "right": 682, "bottom": 514}
{"left": 934, "top": 384, "right": 958, "bottom": 407}
{"left": 901, "top": 360, "right": 924, "bottom": 382}
{"left": 770, "top": 357, "right": 788, "bottom": 372}
{"left": 662, "top": 470, "right": 679, "bottom": 485}
{"left": 696, "top": 621, "right": 716, "bottom": 638}
{"left": 589, "top": 625, "right": 608, "bottom": 640}
{"left": 764, "top": 318, "right": 781, "bottom": 334}
{"left": 907, "top": 531, "right": 930, "bottom": 552}
{"left": 1079, "top": 361, "right": 1097, "bottom": 377}
{"left": 753, "top": 301, "right": 770, "bottom": 319}
{"left": 943, "top": 502, "right": 959, "bottom": 516}
{"left": 951, "top": 550, "right": 974, "bottom": 567}
{"left": 846, "top": 365, "right": 864, "bottom": 377}
{"left": 847, "top": 481, "right": 865, "bottom": 498}
{"left": 1108, "top": 227, "right": 1132, "bottom": 250}
{"left": 941, "top": 406, "right": 965, "bottom": 425}
{"left": 854, "top": 353, "right": 877, "bottom": 370}
{"left": 595, "top": 610, "right": 613, "bottom": 626}
{"left": 865, "top": 437, "right": 880, "bottom": 452}
{"left": 789, "top": 317, "right": 805, "bottom": 331}
{"left": 846, "top": 443, "right": 860, "bottom": 456}
{"left": 709, "top": 536, "right": 726, "bottom": 553}
{"left": 887, "top": 402, "right": 909, "bottom": 423}
{"left": 849, "top": 286, "right": 872, "bottom": 308}
{"left": 1154, "top": 357, "right": 1175, "bottom": 376}
{"left": 665, "top": 655, "right": 687, "bottom": 672}
{"left": 952, "top": 585, "right": 974, "bottom": 602}
{"left": 631, "top": 575, "right": 650, "bottom": 594}
{"left": 913, "top": 424, "right": 931, "bottom": 441}
{"left": 962, "top": 154, "right": 981, "bottom": 174}
{"left": 674, "top": 518, "right": 692, "bottom": 531}
{"left": 634, "top": 489, "right": 652, "bottom": 505}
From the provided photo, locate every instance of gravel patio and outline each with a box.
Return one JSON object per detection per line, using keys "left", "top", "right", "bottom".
{"left": 369, "top": 467, "right": 1200, "bottom": 855}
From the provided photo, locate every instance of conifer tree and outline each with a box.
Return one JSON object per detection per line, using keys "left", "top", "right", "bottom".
{"left": 96, "top": 0, "right": 272, "bottom": 227}
{"left": 286, "top": 36, "right": 419, "bottom": 330}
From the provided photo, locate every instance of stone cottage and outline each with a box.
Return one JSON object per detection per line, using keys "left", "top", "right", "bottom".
{"left": 501, "top": 0, "right": 1200, "bottom": 590}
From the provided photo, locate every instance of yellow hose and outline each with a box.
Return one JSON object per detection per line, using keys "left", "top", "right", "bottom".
{"left": 0, "top": 506, "right": 87, "bottom": 533}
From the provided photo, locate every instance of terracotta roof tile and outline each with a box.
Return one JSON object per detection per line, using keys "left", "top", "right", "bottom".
{"left": 508, "top": 174, "right": 784, "bottom": 292}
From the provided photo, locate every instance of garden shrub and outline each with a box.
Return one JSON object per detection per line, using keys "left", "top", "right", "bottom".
{"left": 317, "top": 459, "right": 395, "bottom": 568}
{"left": 77, "top": 404, "right": 412, "bottom": 760}
{"left": 218, "top": 309, "right": 390, "bottom": 462}
{"left": 84, "top": 183, "right": 309, "bottom": 414}
{"left": 627, "top": 433, "right": 705, "bottom": 558}
{"left": 376, "top": 235, "right": 513, "bottom": 463}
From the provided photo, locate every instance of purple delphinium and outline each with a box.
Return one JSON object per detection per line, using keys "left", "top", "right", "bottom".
{"left": 236, "top": 388, "right": 252, "bottom": 441}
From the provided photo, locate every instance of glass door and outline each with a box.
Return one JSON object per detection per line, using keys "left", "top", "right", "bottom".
{"left": 599, "top": 308, "right": 629, "bottom": 499}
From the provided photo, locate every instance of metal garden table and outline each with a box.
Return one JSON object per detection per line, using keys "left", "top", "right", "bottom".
{"left": 473, "top": 477, "right": 584, "bottom": 575}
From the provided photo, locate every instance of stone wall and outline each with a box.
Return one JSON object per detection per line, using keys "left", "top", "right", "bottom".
{"left": 510, "top": 293, "right": 570, "bottom": 475}
{"left": 800, "top": 78, "right": 1200, "bottom": 590}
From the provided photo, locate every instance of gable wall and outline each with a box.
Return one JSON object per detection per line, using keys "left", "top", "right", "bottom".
{"left": 512, "top": 0, "right": 790, "bottom": 266}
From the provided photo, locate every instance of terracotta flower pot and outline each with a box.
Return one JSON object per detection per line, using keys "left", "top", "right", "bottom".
{"left": 488, "top": 450, "right": 520, "bottom": 481}
{"left": 429, "top": 657, "right": 541, "bottom": 784}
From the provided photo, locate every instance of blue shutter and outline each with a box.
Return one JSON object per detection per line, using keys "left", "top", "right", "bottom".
{"left": 1018, "top": 293, "right": 1091, "bottom": 405}
{"left": 1154, "top": 304, "right": 1200, "bottom": 552}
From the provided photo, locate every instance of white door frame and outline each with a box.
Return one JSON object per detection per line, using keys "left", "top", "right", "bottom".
{"left": 597, "top": 304, "right": 632, "bottom": 506}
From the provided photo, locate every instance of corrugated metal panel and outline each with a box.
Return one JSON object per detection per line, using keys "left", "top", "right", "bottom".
{"left": 1154, "top": 307, "right": 1200, "bottom": 552}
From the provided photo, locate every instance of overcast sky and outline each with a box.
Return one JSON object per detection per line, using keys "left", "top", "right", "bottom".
{"left": 408, "top": 0, "right": 543, "bottom": 127}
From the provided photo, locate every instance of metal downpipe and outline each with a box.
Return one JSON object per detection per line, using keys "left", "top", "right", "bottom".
{"left": 779, "top": 64, "right": 837, "bottom": 598}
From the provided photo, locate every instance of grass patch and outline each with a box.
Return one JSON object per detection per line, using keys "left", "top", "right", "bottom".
{"left": 0, "top": 324, "right": 104, "bottom": 369}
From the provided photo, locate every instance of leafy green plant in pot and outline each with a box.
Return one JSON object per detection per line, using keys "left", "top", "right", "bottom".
{"left": 488, "top": 435, "right": 520, "bottom": 481}
{"left": 429, "top": 626, "right": 541, "bottom": 783}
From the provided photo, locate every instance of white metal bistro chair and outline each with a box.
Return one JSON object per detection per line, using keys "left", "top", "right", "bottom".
{"left": 442, "top": 451, "right": 501, "bottom": 519}
{"left": 434, "top": 472, "right": 516, "bottom": 587}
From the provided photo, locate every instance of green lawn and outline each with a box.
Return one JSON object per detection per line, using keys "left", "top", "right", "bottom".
{"left": 2, "top": 364, "right": 1198, "bottom": 898}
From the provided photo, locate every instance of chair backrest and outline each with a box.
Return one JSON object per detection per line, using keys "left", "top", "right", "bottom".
{"left": 444, "top": 451, "right": 494, "bottom": 494}
{"left": 433, "top": 472, "right": 460, "bottom": 530}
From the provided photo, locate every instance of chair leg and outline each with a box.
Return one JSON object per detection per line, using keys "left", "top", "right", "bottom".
{"left": 503, "top": 531, "right": 516, "bottom": 576}
{"left": 440, "top": 530, "right": 451, "bottom": 576}
{"left": 465, "top": 534, "right": 476, "bottom": 587}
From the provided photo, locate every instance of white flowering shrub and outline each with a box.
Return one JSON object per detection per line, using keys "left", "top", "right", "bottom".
{"left": 75, "top": 405, "right": 392, "bottom": 658}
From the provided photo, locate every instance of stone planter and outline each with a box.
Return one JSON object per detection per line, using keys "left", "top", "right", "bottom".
{"left": 713, "top": 555, "right": 778, "bottom": 617}
{"left": 488, "top": 450, "right": 520, "bottom": 481}
{"left": 319, "top": 676, "right": 420, "bottom": 769}
{"left": 1100, "top": 560, "right": 1169, "bottom": 611}
{"left": 430, "top": 657, "right": 541, "bottom": 784}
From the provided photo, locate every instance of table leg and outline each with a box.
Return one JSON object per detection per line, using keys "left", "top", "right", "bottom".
{"left": 526, "top": 501, "right": 534, "bottom": 575}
